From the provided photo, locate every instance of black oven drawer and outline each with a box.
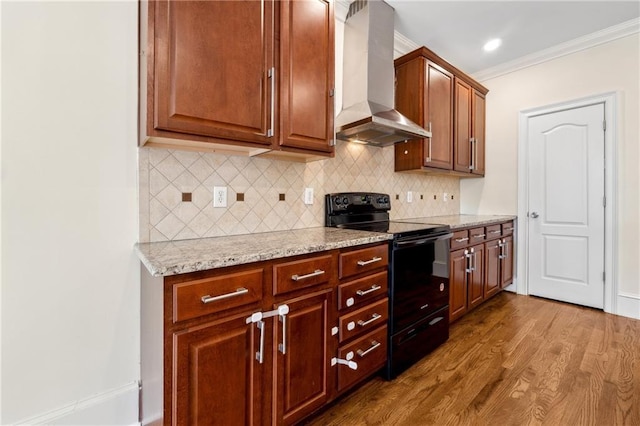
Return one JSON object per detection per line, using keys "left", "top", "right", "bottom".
{"left": 387, "top": 306, "right": 449, "bottom": 380}
{"left": 392, "top": 277, "right": 449, "bottom": 333}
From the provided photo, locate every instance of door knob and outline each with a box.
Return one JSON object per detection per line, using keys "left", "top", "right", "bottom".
{"left": 530, "top": 212, "right": 539, "bottom": 218}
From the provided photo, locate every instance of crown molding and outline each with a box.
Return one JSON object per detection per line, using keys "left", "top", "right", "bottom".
{"left": 393, "top": 31, "right": 420, "bottom": 59}
{"left": 473, "top": 17, "right": 640, "bottom": 82}
{"left": 335, "top": 0, "right": 350, "bottom": 23}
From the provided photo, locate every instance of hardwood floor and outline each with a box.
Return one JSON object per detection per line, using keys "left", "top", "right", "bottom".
{"left": 305, "top": 292, "right": 640, "bottom": 425}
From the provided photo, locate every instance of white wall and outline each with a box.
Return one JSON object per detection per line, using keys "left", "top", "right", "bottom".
{"left": 460, "top": 34, "right": 640, "bottom": 312}
{"left": 1, "top": 2, "right": 140, "bottom": 424}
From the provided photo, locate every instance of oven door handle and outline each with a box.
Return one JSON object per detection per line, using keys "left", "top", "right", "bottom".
{"left": 394, "top": 232, "right": 453, "bottom": 248}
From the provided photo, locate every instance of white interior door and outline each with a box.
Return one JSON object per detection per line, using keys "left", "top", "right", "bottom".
{"left": 527, "top": 103, "right": 605, "bottom": 309}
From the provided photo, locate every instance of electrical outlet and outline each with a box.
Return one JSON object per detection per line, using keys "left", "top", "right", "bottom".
{"left": 407, "top": 191, "right": 413, "bottom": 203}
{"left": 213, "top": 186, "right": 227, "bottom": 208}
{"left": 443, "top": 192, "right": 448, "bottom": 202}
{"left": 304, "top": 187, "right": 314, "bottom": 205}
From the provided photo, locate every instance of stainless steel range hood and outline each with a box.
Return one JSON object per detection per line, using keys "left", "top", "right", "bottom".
{"left": 335, "top": 0, "right": 431, "bottom": 146}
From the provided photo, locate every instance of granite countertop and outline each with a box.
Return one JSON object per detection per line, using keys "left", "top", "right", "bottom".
{"left": 135, "top": 227, "right": 392, "bottom": 277}
{"left": 398, "top": 214, "right": 517, "bottom": 230}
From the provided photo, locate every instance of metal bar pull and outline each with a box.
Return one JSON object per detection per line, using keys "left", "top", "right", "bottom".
{"left": 489, "top": 230, "right": 501, "bottom": 235}
{"left": 425, "top": 137, "right": 432, "bottom": 163}
{"left": 255, "top": 320, "right": 265, "bottom": 364}
{"left": 469, "top": 138, "right": 475, "bottom": 170}
{"left": 331, "top": 352, "right": 358, "bottom": 370}
{"left": 473, "top": 233, "right": 486, "bottom": 239}
{"left": 465, "top": 249, "right": 471, "bottom": 273}
{"left": 498, "top": 239, "right": 505, "bottom": 259}
{"left": 455, "top": 237, "right": 469, "bottom": 243}
{"left": 503, "top": 241, "right": 509, "bottom": 259}
{"left": 356, "top": 284, "right": 382, "bottom": 296}
{"left": 267, "top": 67, "right": 275, "bottom": 137}
{"left": 504, "top": 227, "right": 515, "bottom": 232}
{"left": 357, "top": 257, "right": 382, "bottom": 266}
{"left": 277, "top": 305, "right": 289, "bottom": 355}
{"left": 357, "top": 340, "right": 381, "bottom": 358}
{"left": 357, "top": 313, "right": 382, "bottom": 327}
{"left": 291, "top": 269, "right": 325, "bottom": 281}
{"left": 201, "top": 288, "right": 248, "bottom": 304}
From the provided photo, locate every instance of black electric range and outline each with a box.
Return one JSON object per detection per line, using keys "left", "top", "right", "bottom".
{"left": 325, "top": 192, "right": 453, "bottom": 379}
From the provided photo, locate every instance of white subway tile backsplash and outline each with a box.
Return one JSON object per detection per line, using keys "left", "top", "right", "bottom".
{"left": 139, "top": 142, "right": 461, "bottom": 242}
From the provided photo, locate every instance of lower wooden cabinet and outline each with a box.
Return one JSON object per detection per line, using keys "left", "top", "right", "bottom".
{"left": 172, "top": 311, "right": 262, "bottom": 426}
{"left": 142, "top": 242, "right": 390, "bottom": 425}
{"left": 449, "top": 248, "right": 468, "bottom": 322}
{"left": 467, "top": 244, "right": 486, "bottom": 310}
{"left": 273, "top": 290, "right": 332, "bottom": 426}
{"left": 448, "top": 220, "right": 516, "bottom": 323}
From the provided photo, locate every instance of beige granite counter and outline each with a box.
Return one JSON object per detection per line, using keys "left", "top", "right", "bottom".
{"left": 398, "top": 214, "right": 517, "bottom": 230}
{"left": 135, "top": 227, "right": 392, "bottom": 277}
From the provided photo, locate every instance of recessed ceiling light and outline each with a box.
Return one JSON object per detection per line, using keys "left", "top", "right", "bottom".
{"left": 483, "top": 38, "right": 502, "bottom": 52}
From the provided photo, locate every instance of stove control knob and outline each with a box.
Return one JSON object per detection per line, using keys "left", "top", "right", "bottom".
{"left": 383, "top": 196, "right": 389, "bottom": 204}
{"left": 342, "top": 196, "right": 349, "bottom": 206}
{"left": 334, "top": 196, "right": 342, "bottom": 205}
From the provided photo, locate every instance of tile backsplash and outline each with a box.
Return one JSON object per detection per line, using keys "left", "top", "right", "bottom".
{"left": 138, "top": 142, "right": 460, "bottom": 242}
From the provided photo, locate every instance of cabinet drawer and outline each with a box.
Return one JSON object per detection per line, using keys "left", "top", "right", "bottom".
{"left": 339, "top": 298, "right": 388, "bottom": 343}
{"left": 469, "top": 227, "right": 486, "bottom": 243}
{"left": 338, "top": 271, "right": 388, "bottom": 311}
{"left": 273, "top": 254, "right": 332, "bottom": 296}
{"left": 337, "top": 326, "right": 387, "bottom": 392}
{"left": 502, "top": 221, "right": 515, "bottom": 236}
{"left": 486, "top": 224, "right": 502, "bottom": 239}
{"left": 173, "top": 269, "right": 263, "bottom": 323}
{"left": 339, "top": 244, "right": 388, "bottom": 279}
{"left": 450, "top": 230, "right": 470, "bottom": 250}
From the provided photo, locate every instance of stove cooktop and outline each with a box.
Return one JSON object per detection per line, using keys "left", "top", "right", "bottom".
{"left": 338, "top": 221, "right": 449, "bottom": 239}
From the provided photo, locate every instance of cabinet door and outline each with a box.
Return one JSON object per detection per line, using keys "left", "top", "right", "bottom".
{"left": 484, "top": 239, "right": 501, "bottom": 299}
{"left": 423, "top": 60, "right": 454, "bottom": 169}
{"left": 501, "top": 235, "right": 514, "bottom": 287}
{"left": 472, "top": 89, "right": 486, "bottom": 175}
{"left": 279, "top": 0, "right": 334, "bottom": 153}
{"left": 454, "top": 78, "right": 472, "bottom": 173}
{"left": 449, "top": 248, "right": 468, "bottom": 322}
{"left": 273, "top": 290, "right": 332, "bottom": 425}
{"left": 467, "top": 244, "right": 485, "bottom": 310}
{"left": 173, "top": 312, "right": 262, "bottom": 426}
{"left": 153, "top": 0, "right": 274, "bottom": 145}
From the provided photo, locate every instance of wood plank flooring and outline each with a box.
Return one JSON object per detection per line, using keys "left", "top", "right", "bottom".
{"left": 304, "top": 292, "right": 640, "bottom": 425}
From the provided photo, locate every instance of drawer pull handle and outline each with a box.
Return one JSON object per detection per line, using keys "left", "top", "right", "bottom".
{"left": 473, "top": 234, "right": 486, "bottom": 238}
{"left": 357, "top": 340, "right": 381, "bottom": 357}
{"left": 489, "top": 230, "right": 501, "bottom": 234}
{"left": 291, "top": 269, "right": 325, "bottom": 281}
{"left": 357, "top": 313, "right": 382, "bottom": 327}
{"left": 356, "top": 284, "right": 382, "bottom": 296}
{"left": 420, "top": 303, "right": 429, "bottom": 310}
{"left": 357, "top": 257, "right": 382, "bottom": 266}
{"left": 429, "top": 316, "right": 444, "bottom": 326}
{"left": 201, "top": 287, "right": 248, "bottom": 304}
{"left": 504, "top": 227, "right": 514, "bottom": 232}
{"left": 454, "top": 237, "right": 469, "bottom": 243}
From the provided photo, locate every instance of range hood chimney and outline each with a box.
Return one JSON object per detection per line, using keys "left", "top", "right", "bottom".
{"left": 335, "top": 0, "right": 431, "bottom": 147}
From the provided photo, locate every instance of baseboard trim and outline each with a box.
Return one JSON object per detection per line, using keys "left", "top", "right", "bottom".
{"left": 617, "top": 292, "right": 640, "bottom": 320}
{"left": 15, "top": 381, "right": 139, "bottom": 425}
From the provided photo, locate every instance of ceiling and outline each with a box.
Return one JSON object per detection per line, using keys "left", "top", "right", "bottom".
{"left": 385, "top": 1, "right": 640, "bottom": 77}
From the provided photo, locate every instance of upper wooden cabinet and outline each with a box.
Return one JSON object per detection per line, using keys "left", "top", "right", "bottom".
{"left": 394, "top": 46, "right": 488, "bottom": 176}
{"left": 395, "top": 56, "right": 454, "bottom": 171}
{"left": 454, "top": 79, "right": 485, "bottom": 175}
{"left": 140, "top": 0, "right": 335, "bottom": 161}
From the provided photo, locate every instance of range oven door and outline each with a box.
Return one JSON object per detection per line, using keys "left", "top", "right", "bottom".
{"left": 389, "top": 232, "right": 452, "bottom": 335}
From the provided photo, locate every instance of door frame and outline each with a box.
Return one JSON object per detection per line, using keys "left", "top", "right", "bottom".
{"left": 517, "top": 92, "right": 617, "bottom": 314}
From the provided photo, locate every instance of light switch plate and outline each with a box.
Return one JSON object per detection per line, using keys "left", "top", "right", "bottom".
{"left": 304, "top": 187, "right": 314, "bottom": 205}
{"left": 443, "top": 192, "right": 448, "bottom": 202}
{"left": 213, "top": 186, "right": 227, "bottom": 208}
{"left": 407, "top": 191, "right": 413, "bottom": 203}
